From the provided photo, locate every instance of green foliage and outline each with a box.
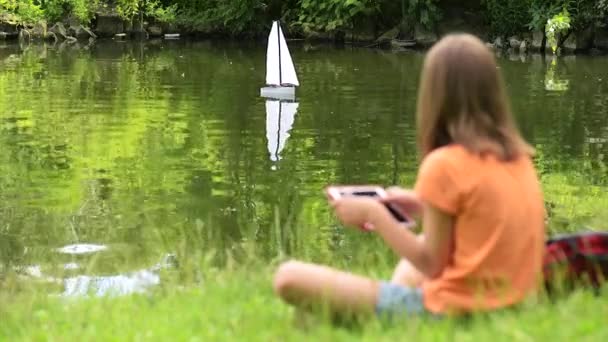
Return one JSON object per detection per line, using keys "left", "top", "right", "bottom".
{"left": 42, "top": 0, "right": 99, "bottom": 23}
{"left": 171, "top": 0, "right": 268, "bottom": 35}
{"left": 1, "top": 0, "right": 607, "bottom": 37}
{"left": 530, "top": 0, "right": 608, "bottom": 34}
{"left": 484, "top": 0, "right": 608, "bottom": 38}
{"left": 483, "top": 0, "right": 531, "bottom": 37}
{"left": 405, "top": 0, "right": 441, "bottom": 30}
{"left": 527, "top": 0, "right": 564, "bottom": 32}
{"left": 146, "top": 1, "right": 177, "bottom": 23}
{"left": 565, "top": 0, "right": 608, "bottom": 31}
{"left": 0, "top": 0, "right": 44, "bottom": 25}
{"left": 546, "top": 9, "right": 571, "bottom": 53}
{"left": 600, "top": 0, "right": 608, "bottom": 14}
{"left": 207, "top": 0, "right": 267, "bottom": 33}
{"left": 115, "top": 0, "right": 140, "bottom": 19}
{"left": 295, "top": 0, "right": 378, "bottom": 32}
{"left": 168, "top": 0, "right": 389, "bottom": 35}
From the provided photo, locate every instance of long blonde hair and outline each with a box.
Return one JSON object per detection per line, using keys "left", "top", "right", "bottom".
{"left": 416, "top": 34, "right": 533, "bottom": 160}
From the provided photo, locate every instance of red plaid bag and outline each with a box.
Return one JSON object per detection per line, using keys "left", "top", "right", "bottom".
{"left": 543, "top": 231, "right": 608, "bottom": 294}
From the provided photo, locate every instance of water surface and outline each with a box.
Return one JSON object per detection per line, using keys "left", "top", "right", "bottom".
{"left": 0, "top": 40, "right": 606, "bottom": 292}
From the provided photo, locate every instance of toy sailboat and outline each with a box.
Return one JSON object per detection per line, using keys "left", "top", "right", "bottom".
{"left": 266, "top": 99, "right": 299, "bottom": 162}
{"left": 260, "top": 21, "right": 299, "bottom": 100}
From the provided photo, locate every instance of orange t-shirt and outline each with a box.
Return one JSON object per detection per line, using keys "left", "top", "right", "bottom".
{"left": 414, "top": 145, "right": 546, "bottom": 314}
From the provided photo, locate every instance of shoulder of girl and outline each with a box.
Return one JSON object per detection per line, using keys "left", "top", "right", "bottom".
{"left": 424, "top": 145, "right": 469, "bottom": 165}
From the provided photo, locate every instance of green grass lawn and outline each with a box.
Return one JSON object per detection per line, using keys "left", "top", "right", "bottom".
{"left": 1, "top": 262, "right": 607, "bottom": 341}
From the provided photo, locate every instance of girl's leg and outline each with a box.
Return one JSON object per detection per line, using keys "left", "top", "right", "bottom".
{"left": 273, "top": 260, "right": 379, "bottom": 315}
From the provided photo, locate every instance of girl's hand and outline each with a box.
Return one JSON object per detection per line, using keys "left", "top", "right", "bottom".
{"left": 381, "top": 187, "right": 423, "bottom": 217}
{"left": 330, "top": 197, "right": 384, "bottom": 231}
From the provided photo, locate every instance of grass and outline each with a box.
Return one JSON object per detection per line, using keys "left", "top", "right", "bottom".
{"left": 0, "top": 170, "right": 607, "bottom": 341}
{"left": 542, "top": 172, "right": 608, "bottom": 233}
{"left": 0, "top": 261, "right": 607, "bottom": 341}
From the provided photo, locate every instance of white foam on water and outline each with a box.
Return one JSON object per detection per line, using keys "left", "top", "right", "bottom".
{"left": 62, "top": 270, "right": 161, "bottom": 297}
{"left": 63, "top": 262, "right": 80, "bottom": 270}
{"left": 56, "top": 244, "right": 108, "bottom": 255}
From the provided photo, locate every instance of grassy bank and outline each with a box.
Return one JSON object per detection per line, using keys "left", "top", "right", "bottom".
{"left": 0, "top": 169, "right": 606, "bottom": 340}
{"left": 542, "top": 172, "right": 608, "bottom": 232}
{"left": 1, "top": 262, "right": 607, "bottom": 341}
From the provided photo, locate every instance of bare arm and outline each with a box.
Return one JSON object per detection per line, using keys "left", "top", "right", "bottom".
{"left": 369, "top": 202, "right": 454, "bottom": 279}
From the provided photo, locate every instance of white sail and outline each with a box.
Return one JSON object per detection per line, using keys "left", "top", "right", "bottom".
{"left": 266, "top": 100, "right": 299, "bottom": 162}
{"left": 265, "top": 22, "right": 281, "bottom": 86}
{"left": 277, "top": 24, "right": 299, "bottom": 86}
{"left": 265, "top": 21, "right": 299, "bottom": 87}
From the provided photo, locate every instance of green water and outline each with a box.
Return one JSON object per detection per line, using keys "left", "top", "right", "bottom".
{"left": 0, "top": 40, "right": 606, "bottom": 285}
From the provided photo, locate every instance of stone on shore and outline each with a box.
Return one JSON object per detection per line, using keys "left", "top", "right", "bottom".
{"left": 594, "top": 26, "right": 608, "bottom": 50}
{"left": 376, "top": 26, "right": 400, "bottom": 43}
{"left": 509, "top": 36, "right": 522, "bottom": 50}
{"left": 68, "top": 25, "right": 97, "bottom": 41}
{"left": 30, "top": 21, "right": 47, "bottom": 39}
{"left": 493, "top": 37, "right": 504, "bottom": 49}
{"left": 148, "top": 25, "right": 163, "bottom": 38}
{"left": 531, "top": 31, "right": 544, "bottom": 52}
{"left": 520, "top": 40, "right": 527, "bottom": 53}
{"left": 49, "top": 22, "right": 68, "bottom": 40}
{"left": 414, "top": 24, "right": 437, "bottom": 47}
{"left": 95, "top": 14, "right": 125, "bottom": 38}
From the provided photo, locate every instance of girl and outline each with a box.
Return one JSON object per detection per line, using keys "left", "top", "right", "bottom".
{"left": 273, "top": 34, "right": 546, "bottom": 317}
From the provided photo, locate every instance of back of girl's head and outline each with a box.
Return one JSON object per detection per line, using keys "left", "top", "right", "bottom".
{"left": 416, "top": 33, "right": 532, "bottom": 160}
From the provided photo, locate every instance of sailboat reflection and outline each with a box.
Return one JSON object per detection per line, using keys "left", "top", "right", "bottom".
{"left": 266, "top": 99, "right": 299, "bottom": 163}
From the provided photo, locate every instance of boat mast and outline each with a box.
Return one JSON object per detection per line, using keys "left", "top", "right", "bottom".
{"left": 277, "top": 21, "right": 282, "bottom": 86}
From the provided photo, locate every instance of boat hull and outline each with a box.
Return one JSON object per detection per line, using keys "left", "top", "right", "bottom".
{"left": 261, "top": 86, "right": 296, "bottom": 101}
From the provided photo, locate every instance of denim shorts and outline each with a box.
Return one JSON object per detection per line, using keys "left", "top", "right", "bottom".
{"left": 376, "top": 282, "right": 426, "bottom": 318}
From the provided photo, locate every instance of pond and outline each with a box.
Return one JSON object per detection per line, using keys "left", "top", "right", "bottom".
{"left": 0, "top": 40, "right": 606, "bottom": 295}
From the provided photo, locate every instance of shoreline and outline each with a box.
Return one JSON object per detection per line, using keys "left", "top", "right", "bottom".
{"left": 2, "top": 16, "right": 608, "bottom": 56}
{"left": 2, "top": 35, "right": 608, "bottom": 60}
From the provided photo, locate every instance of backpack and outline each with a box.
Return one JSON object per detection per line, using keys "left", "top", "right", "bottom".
{"left": 543, "top": 231, "right": 608, "bottom": 295}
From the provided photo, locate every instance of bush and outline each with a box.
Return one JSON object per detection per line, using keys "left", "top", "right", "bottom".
{"left": 0, "top": 0, "right": 45, "bottom": 25}
{"left": 485, "top": 0, "right": 608, "bottom": 38}
{"left": 546, "top": 9, "right": 571, "bottom": 53}
{"left": 294, "top": 0, "right": 378, "bottom": 33}
{"left": 116, "top": 0, "right": 177, "bottom": 24}
{"left": 43, "top": 0, "right": 99, "bottom": 23}
{"left": 483, "top": 0, "right": 531, "bottom": 37}
{"left": 405, "top": 0, "right": 441, "bottom": 31}
{"left": 168, "top": 0, "right": 269, "bottom": 35}
{"left": 147, "top": 1, "right": 177, "bottom": 24}
{"left": 1, "top": 1, "right": 606, "bottom": 40}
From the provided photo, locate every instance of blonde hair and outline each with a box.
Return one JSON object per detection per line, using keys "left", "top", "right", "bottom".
{"left": 416, "top": 34, "right": 533, "bottom": 160}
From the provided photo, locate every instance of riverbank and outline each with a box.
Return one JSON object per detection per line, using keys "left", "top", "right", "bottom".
{"left": 2, "top": 5, "right": 608, "bottom": 55}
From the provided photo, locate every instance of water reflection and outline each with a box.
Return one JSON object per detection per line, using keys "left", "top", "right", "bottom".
{"left": 265, "top": 99, "right": 299, "bottom": 163}
{"left": 545, "top": 57, "right": 570, "bottom": 92}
